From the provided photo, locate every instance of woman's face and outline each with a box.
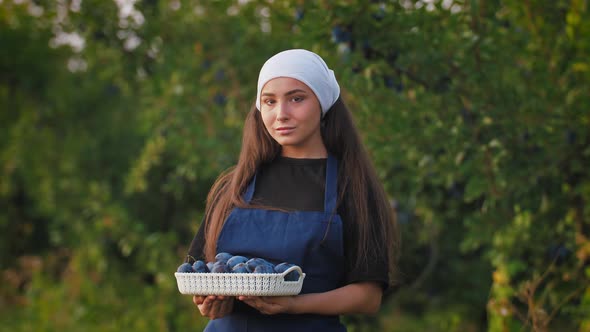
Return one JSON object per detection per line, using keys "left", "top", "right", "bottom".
{"left": 259, "top": 77, "right": 326, "bottom": 158}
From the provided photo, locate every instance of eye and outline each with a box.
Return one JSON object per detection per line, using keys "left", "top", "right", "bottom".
{"left": 291, "top": 96, "right": 304, "bottom": 102}
{"left": 263, "top": 98, "right": 276, "bottom": 106}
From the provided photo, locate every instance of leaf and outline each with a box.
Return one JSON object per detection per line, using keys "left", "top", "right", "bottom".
{"left": 464, "top": 175, "right": 487, "bottom": 203}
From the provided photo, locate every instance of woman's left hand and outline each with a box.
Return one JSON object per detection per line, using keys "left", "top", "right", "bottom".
{"left": 238, "top": 295, "right": 296, "bottom": 315}
{"left": 194, "top": 295, "right": 235, "bottom": 319}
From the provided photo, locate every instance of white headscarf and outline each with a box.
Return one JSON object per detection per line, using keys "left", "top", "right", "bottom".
{"left": 255, "top": 49, "right": 340, "bottom": 117}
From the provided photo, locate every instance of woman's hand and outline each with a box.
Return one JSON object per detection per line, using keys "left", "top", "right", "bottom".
{"left": 237, "top": 295, "right": 297, "bottom": 315}
{"left": 239, "top": 282, "right": 383, "bottom": 316}
{"left": 193, "top": 295, "right": 234, "bottom": 319}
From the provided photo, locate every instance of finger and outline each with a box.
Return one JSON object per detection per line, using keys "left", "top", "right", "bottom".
{"left": 240, "top": 298, "right": 257, "bottom": 307}
{"left": 242, "top": 298, "right": 267, "bottom": 313}
{"left": 255, "top": 298, "right": 282, "bottom": 315}
{"left": 257, "top": 298, "right": 274, "bottom": 314}
{"left": 258, "top": 303, "right": 272, "bottom": 315}
{"left": 214, "top": 299, "right": 228, "bottom": 318}
{"left": 193, "top": 295, "right": 206, "bottom": 306}
{"left": 239, "top": 295, "right": 258, "bottom": 302}
{"left": 208, "top": 298, "right": 226, "bottom": 319}
{"left": 220, "top": 297, "right": 234, "bottom": 315}
{"left": 198, "top": 299, "right": 211, "bottom": 317}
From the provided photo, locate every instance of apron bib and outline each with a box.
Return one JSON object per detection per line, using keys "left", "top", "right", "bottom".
{"left": 205, "top": 155, "right": 347, "bottom": 332}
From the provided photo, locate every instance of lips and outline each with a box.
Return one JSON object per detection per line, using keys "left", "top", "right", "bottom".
{"left": 275, "top": 126, "right": 295, "bottom": 135}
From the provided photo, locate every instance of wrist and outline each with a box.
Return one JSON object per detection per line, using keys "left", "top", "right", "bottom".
{"left": 289, "top": 294, "right": 308, "bottom": 314}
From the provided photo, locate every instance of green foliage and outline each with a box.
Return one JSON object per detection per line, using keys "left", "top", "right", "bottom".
{"left": 1, "top": 0, "right": 589, "bottom": 331}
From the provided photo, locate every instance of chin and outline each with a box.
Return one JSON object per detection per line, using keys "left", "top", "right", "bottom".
{"left": 274, "top": 137, "right": 297, "bottom": 146}
{"left": 277, "top": 142, "right": 297, "bottom": 148}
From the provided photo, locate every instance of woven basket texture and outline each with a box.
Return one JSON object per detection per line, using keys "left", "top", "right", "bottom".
{"left": 175, "top": 266, "right": 305, "bottom": 296}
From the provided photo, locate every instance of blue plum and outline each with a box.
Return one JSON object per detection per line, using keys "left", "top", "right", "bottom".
{"left": 231, "top": 262, "right": 250, "bottom": 273}
{"left": 254, "top": 264, "right": 274, "bottom": 274}
{"left": 331, "top": 26, "right": 351, "bottom": 43}
{"left": 206, "top": 261, "right": 215, "bottom": 271}
{"left": 213, "top": 93, "right": 227, "bottom": 106}
{"left": 215, "top": 252, "right": 233, "bottom": 263}
{"left": 192, "top": 260, "right": 209, "bottom": 273}
{"left": 177, "top": 263, "right": 193, "bottom": 273}
{"left": 211, "top": 261, "right": 230, "bottom": 273}
{"left": 294, "top": 7, "right": 304, "bottom": 21}
{"left": 226, "top": 255, "right": 248, "bottom": 269}
{"left": 246, "top": 258, "right": 274, "bottom": 272}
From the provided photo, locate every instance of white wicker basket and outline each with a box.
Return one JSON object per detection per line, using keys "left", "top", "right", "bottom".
{"left": 174, "top": 265, "right": 305, "bottom": 296}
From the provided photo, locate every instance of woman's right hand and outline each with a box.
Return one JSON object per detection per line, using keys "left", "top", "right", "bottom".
{"left": 193, "top": 295, "right": 234, "bottom": 320}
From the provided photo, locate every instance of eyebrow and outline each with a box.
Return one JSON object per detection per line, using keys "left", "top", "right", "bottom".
{"left": 261, "top": 89, "right": 308, "bottom": 97}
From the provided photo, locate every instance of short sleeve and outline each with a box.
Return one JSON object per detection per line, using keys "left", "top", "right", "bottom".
{"left": 339, "top": 192, "right": 390, "bottom": 291}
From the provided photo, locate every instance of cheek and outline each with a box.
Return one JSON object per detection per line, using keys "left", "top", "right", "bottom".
{"left": 303, "top": 108, "right": 322, "bottom": 128}
{"left": 261, "top": 112, "right": 275, "bottom": 131}
{"left": 303, "top": 101, "right": 322, "bottom": 125}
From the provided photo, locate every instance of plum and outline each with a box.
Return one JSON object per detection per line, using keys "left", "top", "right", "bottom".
{"left": 231, "top": 262, "right": 250, "bottom": 273}
{"left": 206, "top": 261, "right": 215, "bottom": 271}
{"left": 254, "top": 264, "right": 274, "bottom": 274}
{"left": 211, "top": 261, "right": 230, "bottom": 273}
{"left": 215, "top": 252, "right": 233, "bottom": 263}
{"left": 177, "top": 263, "right": 193, "bottom": 273}
{"left": 246, "top": 258, "right": 274, "bottom": 272}
{"left": 226, "top": 255, "right": 248, "bottom": 269}
{"left": 192, "top": 260, "right": 209, "bottom": 273}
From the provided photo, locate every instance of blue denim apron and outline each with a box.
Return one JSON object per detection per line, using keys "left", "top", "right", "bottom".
{"left": 204, "top": 155, "right": 347, "bottom": 331}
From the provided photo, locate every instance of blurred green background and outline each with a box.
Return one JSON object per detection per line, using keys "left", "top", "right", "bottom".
{"left": 1, "top": 0, "right": 589, "bottom": 331}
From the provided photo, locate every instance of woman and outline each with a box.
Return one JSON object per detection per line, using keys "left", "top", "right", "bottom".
{"left": 187, "top": 49, "right": 400, "bottom": 331}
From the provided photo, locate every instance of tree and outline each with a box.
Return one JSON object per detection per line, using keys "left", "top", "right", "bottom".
{"left": 1, "top": 1, "right": 588, "bottom": 331}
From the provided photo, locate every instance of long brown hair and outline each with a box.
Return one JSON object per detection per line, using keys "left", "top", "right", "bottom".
{"left": 203, "top": 98, "right": 400, "bottom": 287}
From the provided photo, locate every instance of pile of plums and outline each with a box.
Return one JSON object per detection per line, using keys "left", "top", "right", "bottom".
{"left": 176, "top": 252, "right": 301, "bottom": 281}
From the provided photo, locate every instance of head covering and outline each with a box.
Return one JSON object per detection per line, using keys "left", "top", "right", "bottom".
{"left": 255, "top": 49, "right": 340, "bottom": 117}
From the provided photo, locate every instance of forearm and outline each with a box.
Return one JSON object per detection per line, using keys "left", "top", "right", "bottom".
{"left": 291, "top": 282, "right": 382, "bottom": 315}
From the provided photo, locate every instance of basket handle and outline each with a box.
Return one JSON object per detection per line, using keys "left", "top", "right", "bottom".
{"left": 281, "top": 265, "right": 304, "bottom": 282}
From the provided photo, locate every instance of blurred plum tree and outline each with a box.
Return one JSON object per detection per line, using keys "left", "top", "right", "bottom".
{"left": 0, "top": 0, "right": 588, "bottom": 331}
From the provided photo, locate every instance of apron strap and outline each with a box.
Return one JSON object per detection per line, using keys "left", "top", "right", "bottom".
{"left": 243, "top": 173, "right": 257, "bottom": 203}
{"left": 324, "top": 154, "right": 338, "bottom": 213}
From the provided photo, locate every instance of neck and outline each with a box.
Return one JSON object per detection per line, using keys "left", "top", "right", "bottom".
{"left": 280, "top": 145, "right": 328, "bottom": 159}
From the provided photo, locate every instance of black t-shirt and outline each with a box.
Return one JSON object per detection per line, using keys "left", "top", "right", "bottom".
{"left": 187, "top": 156, "right": 389, "bottom": 289}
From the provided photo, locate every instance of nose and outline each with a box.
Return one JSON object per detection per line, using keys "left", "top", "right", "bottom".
{"left": 276, "top": 100, "right": 290, "bottom": 121}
